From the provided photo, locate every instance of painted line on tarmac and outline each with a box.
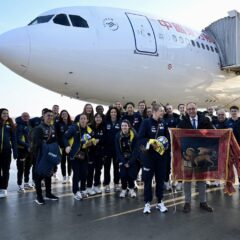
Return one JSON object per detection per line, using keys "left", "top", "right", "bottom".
{"left": 93, "top": 187, "right": 222, "bottom": 222}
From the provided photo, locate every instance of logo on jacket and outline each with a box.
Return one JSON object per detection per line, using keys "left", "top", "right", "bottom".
{"left": 151, "top": 126, "right": 156, "bottom": 133}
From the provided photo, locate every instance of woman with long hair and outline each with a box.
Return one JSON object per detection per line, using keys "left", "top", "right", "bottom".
{"left": 0, "top": 108, "right": 18, "bottom": 198}
{"left": 64, "top": 113, "right": 94, "bottom": 200}
{"left": 138, "top": 100, "right": 148, "bottom": 119}
{"left": 104, "top": 106, "right": 121, "bottom": 192}
{"left": 86, "top": 113, "right": 106, "bottom": 195}
{"left": 74, "top": 104, "right": 94, "bottom": 127}
{"left": 55, "top": 110, "right": 73, "bottom": 184}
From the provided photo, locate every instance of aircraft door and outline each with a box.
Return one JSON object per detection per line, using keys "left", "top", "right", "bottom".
{"left": 126, "top": 13, "right": 157, "bottom": 55}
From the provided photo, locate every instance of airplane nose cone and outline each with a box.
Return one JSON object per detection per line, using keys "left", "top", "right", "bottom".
{"left": 0, "top": 27, "right": 30, "bottom": 75}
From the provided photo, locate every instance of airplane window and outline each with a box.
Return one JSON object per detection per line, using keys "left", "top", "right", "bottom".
{"left": 185, "top": 38, "right": 190, "bottom": 45}
{"left": 201, "top": 43, "right": 205, "bottom": 49}
{"left": 69, "top": 15, "right": 89, "bottom": 28}
{"left": 53, "top": 14, "right": 70, "bottom": 26}
{"left": 210, "top": 46, "right": 214, "bottom": 52}
{"left": 172, "top": 35, "right": 177, "bottom": 42}
{"left": 28, "top": 15, "right": 54, "bottom": 25}
{"left": 206, "top": 45, "right": 210, "bottom": 51}
{"left": 179, "top": 36, "right": 184, "bottom": 44}
{"left": 159, "top": 34, "right": 164, "bottom": 39}
{"left": 196, "top": 42, "right": 200, "bottom": 48}
{"left": 191, "top": 40, "right": 195, "bottom": 47}
{"left": 215, "top": 47, "right": 219, "bottom": 53}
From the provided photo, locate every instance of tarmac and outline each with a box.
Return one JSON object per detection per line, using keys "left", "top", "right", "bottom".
{"left": 0, "top": 161, "right": 240, "bottom": 240}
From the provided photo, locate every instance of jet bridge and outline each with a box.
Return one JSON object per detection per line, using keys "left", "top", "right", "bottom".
{"left": 205, "top": 10, "right": 240, "bottom": 73}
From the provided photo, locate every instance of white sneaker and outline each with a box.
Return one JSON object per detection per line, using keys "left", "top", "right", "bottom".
{"left": 143, "top": 202, "right": 151, "bottom": 214}
{"left": 86, "top": 188, "right": 96, "bottom": 196}
{"left": 212, "top": 181, "right": 220, "bottom": 187}
{"left": 129, "top": 189, "right": 136, "bottom": 198}
{"left": 52, "top": 173, "right": 59, "bottom": 183}
{"left": 176, "top": 182, "right": 182, "bottom": 191}
{"left": 164, "top": 181, "right": 172, "bottom": 191}
{"left": 136, "top": 174, "right": 142, "bottom": 182}
{"left": 81, "top": 190, "right": 88, "bottom": 198}
{"left": 62, "top": 176, "right": 67, "bottom": 184}
{"left": 156, "top": 201, "right": 168, "bottom": 213}
{"left": 114, "top": 184, "right": 121, "bottom": 192}
{"left": 18, "top": 185, "right": 26, "bottom": 193}
{"left": 105, "top": 185, "right": 110, "bottom": 193}
{"left": 74, "top": 191, "right": 82, "bottom": 200}
{"left": 24, "top": 182, "right": 34, "bottom": 190}
{"left": 41, "top": 181, "right": 45, "bottom": 187}
{"left": 119, "top": 190, "right": 127, "bottom": 198}
{"left": 0, "top": 189, "right": 8, "bottom": 198}
{"left": 3, "top": 190, "right": 7, "bottom": 197}
{"left": 93, "top": 186, "right": 102, "bottom": 194}
{"left": 67, "top": 176, "right": 71, "bottom": 183}
{"left": 0, "top": 189, "right": 5, "bottom": 198}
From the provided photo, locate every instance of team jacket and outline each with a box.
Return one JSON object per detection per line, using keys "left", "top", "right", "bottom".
{"left": 31, "top": 123, "right": 60, "bottom": 176}
{"left": 0, "top": 121, "right": 17, "bottom": 158}
{"left": 15, "top": 116, "right": 30, "bottom": 151}
{"left": 138, "top": 117, "right": 168, "bottom": 155}
{"left": 90, "top": 124, "right": 106, "bottom": 157}
{"left": 64, "top": 123, "right": 94, "bottom": 160}
{"left": 164, "top": 113, "right": 180, "bottom": 128}
{"left": 30, "top": 123, "right": 57, "bottom": 155}
{"left": 55, "top": 121, "right": 72, "bottom": 148}
{"left": 226, "top": 118, "right": 240, "bottom": 143}
{"left": 213, "top": 119, "right": 228, "bottom": 129}
{"left": 29, "top": 117, "right": 42, "bottom": 128}
{"left": 105, "top": 119, "right": 121, "bottom": 153}
{"left": 115, "top": 129, "right": 138, "bottom": 166}
{"left": 121, "top": 112, "right": 142, "bottom": 133}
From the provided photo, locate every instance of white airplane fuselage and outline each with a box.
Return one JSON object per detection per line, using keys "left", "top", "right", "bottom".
{"left": 0, "top": 6, "right": 239, "bottom": 107}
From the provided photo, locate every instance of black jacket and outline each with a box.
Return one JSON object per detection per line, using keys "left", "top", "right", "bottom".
{"left": 178, "top": 114, "right": 213, "bottom": 129}
{"left": 115, "top": 129, "right": 138, "bottom": 166}
{"left": 15, "top": 116, "right": 30, "bottom": 151}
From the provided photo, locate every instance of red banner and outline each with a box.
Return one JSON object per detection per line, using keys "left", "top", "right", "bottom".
{"left": 170, "top": 129, "right": 240, "bottom": 195}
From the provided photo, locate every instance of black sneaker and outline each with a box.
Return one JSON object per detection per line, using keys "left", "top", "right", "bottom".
{"left": 200, "top": 202, "right": 213, "bottom": 212}
{"left": 35, "top": 196, "right": 45, "bottom": 205}
{"left": 183, "top": 203, "right": 191, "bottom": 213}
{"left": 45, "top": 193, "right": 59, "bottom": 201}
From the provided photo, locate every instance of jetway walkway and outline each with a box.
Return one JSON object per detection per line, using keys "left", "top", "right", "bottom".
{"left": 205, "top": 10, "right": 240, "bottom": 73}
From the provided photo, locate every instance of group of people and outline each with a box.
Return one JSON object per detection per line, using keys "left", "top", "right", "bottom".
{"left": 0, "top": 100, "right": 239, "bottom": 214}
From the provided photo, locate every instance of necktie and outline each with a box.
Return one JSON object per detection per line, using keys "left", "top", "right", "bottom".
{"left": 192, "top": 118, "right": 196, "bottom": 129}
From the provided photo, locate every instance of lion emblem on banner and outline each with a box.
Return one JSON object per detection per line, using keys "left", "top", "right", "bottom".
{"left": 183, "top": 147, "right": 217, "bottom": 168}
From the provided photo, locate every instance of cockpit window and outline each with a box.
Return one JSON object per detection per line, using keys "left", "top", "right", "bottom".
{"left": 69, "top": 15, "right": 89, "bottom": 28}
{"left": 28, "top": 15, "right": 54, "bottom": 25}
{"left": 53, "top": 14, "right": 70, "bottom": 26}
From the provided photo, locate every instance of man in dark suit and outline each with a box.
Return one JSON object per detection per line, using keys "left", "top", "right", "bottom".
{"left": 178, "top": 102, "right": 214, "bottom": 213}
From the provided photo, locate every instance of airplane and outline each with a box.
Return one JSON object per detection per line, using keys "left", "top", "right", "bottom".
{"left": 0, "top": 6, "right": 240, "bottom": 107}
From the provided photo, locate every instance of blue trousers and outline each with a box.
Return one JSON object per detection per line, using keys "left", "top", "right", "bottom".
{"left": 142, "top": 152, "right": 166, "bottom": 203}
{"left": 71, "top": 159, "right": 88, "bottom": 194}
{"left": 119, "top": 164, "right": 136, "bottom": 190}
